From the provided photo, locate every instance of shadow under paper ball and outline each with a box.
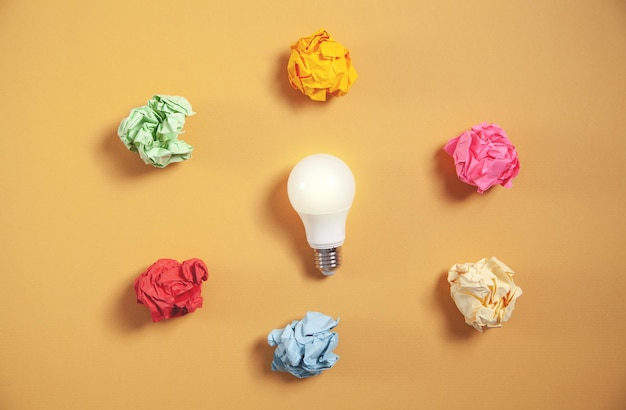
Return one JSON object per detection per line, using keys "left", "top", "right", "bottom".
{"left": 434, "top": 271, "right": 477, "bottom": 340}
{"left": 99, "top": 124, "right": 180, "bottom": 178}
{"left": 250, "top": 336, "right": 303, "bottom": 383}
{"left": 109, "top": 279, "right": 153, "bottom": 332}
{"left": 265, "top": 171, "right": 327, "bottom": 281}
{"left": 99, "top": 125, "right": 151, "bottom": 176}
{"left": 433, "top": 148, "right": 477, "bottom": 201}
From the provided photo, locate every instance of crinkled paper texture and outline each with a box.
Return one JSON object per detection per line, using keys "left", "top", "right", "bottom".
{"left": 118, "top": 95, "right": 196, "bottom": 168}
{"left": 287, "top": 29, "right": 358, "bottom": 101}
{"left": 267, "top": 311, "right": 339, "bottom": 378}
{"left": 443, "top": 122, "right": 520, "bottom": 193}
{"left": 134, "top": 258, "right": 209, "bottom": 322}
{"left": 447, "top": 257, "right": 523, "bottom": 332}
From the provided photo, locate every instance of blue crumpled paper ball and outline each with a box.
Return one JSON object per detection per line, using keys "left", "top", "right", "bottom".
{"left": 267, "top": 311, "right": 340, "bottom": 378}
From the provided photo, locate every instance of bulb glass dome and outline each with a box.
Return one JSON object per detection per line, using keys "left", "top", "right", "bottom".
{"left": 287, "top": 154, "right": 355, "bottom": 215}
{"left": 287, "top": 154, "right": 355, "bottom": 252}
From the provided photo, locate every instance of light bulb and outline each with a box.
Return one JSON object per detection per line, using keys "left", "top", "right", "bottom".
{"left": 287, "top": 153, "right": 356, "bottom": 276}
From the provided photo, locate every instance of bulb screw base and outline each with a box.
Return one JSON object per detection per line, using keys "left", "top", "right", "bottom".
{"left": 313, "top": 247, "right": 343, "bottom": 276}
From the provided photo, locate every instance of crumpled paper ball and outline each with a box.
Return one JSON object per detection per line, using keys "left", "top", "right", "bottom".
{"left": 443, "top": 122, "right": 520, "bottom": 193}
{"left": 134, "top": 258, "right": 209, "bottom": 322}
{"left": 267, "top": 311, "right": 340, "bottom": 378}
{"left": 447, "top": 257, "right": 523, "bottom": 332}
{"left": 118, "top": 95, "right": 196, "bottom": 168}
{"left": 287, "top": 29, "right": 358, "bottom": 101}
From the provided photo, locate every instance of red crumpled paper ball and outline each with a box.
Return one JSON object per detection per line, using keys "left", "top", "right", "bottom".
{"left": 133, "top": 258, "right": 209, "bottom": 322}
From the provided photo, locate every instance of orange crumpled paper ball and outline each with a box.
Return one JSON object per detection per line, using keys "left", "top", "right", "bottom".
{"left": 287, "top": 29, "right": 358, "bottom": 101}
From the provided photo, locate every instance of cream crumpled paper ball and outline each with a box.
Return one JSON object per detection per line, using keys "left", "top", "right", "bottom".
{"left": 447, "top": 257, "right": 523, "bottom": 332}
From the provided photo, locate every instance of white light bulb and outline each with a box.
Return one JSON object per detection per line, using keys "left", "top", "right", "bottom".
{"left": 287, "top": 153, "right": 356, "bottom": 276}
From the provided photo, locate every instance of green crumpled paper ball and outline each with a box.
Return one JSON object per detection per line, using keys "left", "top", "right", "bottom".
{"left": 118, "top": 95, "right": 196, "bottom": 168}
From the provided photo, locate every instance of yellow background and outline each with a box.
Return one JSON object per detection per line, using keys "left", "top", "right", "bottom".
{"left": 1, "top": 1, "right": 625, "bottom": 409}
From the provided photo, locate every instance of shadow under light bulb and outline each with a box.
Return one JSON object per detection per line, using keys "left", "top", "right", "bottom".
{"left": 287, "top": 154, "right": 356, "bottom": 276}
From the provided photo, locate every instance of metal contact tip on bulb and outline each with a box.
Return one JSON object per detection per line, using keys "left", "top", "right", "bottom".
{"left": 314, "top": 247, "right": 343, "bottom": 276}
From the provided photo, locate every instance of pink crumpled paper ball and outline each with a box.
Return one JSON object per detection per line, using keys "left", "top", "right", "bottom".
{"left": 443, "top": 123, "right": 520, "bottom": 193}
